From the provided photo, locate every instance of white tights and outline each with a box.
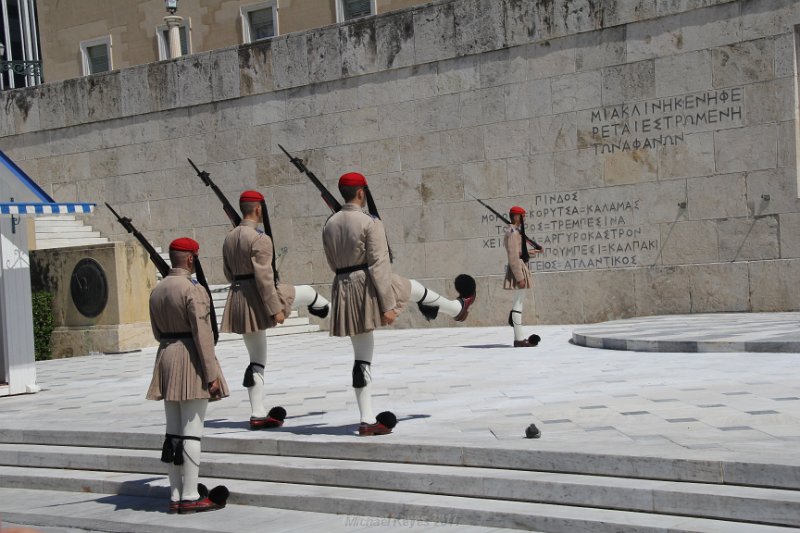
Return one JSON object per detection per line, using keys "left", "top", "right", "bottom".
{"left": 351, "top": 332, "right": 375, "bottom": 424}
{"left": 511, "top": 289, "right": 526, "bottom": 341}
{"left": 164, "top": 399, "right": 208, "bottom": 502}
{"left": 294, "top": 284, "right": 329, "bottom": 311}
{"left": 243, "top": 330, "right": 267, "bottom": 418}
{"left": 409, "top": 280, "right": 462, "bottom": 317}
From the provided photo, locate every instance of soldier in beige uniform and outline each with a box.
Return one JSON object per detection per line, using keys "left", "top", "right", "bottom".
{"left": 147, "top": 238, "right": 230, "bottom": 514}
{"left": 222, "top": 190, "right": 330, "bottom": 430}
{"left": 504, "top": 206, "right": 540, "bottom": 348}
{"left": 323, "top": 172, "right": 476, "bottom": 436}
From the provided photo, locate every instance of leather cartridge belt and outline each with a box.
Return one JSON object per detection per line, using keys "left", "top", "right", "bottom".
{"left": 160, "top": 332, "right": 193, "bottom": 340}
{"left": 335, "top": 264, "right": 368, "bottom": 275}
{"left": 234, "top": 274, "right": 255, "bottom": 281}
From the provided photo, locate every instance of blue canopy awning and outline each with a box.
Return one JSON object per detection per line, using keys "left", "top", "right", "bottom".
{"left": 0, "top": 202, "right": 95, "bottom": 215}
{"left": 0, "top": 149, "right": 95, "bottom": 217}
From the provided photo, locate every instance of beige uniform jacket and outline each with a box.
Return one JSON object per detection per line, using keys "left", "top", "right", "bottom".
{"left": 221, "top": 220, "right": 295, "bottom": 334}
{"left": 322, "top": 203, "right": 410, "bottom": 337}
{"left": 146, "top": 268, "right": 230, "bottom": 402}
{"left": 503, "top": 226, "right": 533, "bottom": 290}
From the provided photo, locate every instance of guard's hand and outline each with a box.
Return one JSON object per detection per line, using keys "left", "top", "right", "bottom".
{"left": 208, "top": 379, "right": 220, "bottom": 396}
{"left": 381, "top": 309, "right": 398, "bottom": 326}
{"left": 518, "top": 279, "right": 527, "bottom": 289}
{"left": 273, "top": 311, "right": 286, "bottom": 324}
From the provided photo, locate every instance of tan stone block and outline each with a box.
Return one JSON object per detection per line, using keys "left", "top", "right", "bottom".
{"left": 575, "top": 27, "right": 626, "bottom": 71}
{"left": 463, "top": 160, "right": 508, "bottom": 199}
{"left": 304, "top": 113, "right": 339, "bottom": 149}
{"left": 484, "top": 120, "right": 529, "bottom": 160}
{"left": 205, "top": 130, "right": 241, "bottom": 163}
{"left": 634, "top": 265, "right": 692, "bottom": 316}
{"left": 394, "top": 205, "right": 446, "bottom": 244}
{"left": 320, "top": 144, "right": 363, "bottom": 181}
{"left": 505, "top": 78, "right": 553, "bottom": 121}
{"left": 413, "top": 2, "right": 456, "bottom": 64}
{"left": 442, "top": 201, "right": 487, "bottom": 240}
{"left": 604, "top": 149, "right": 658, "bottom": 185}
{"left": 307, "top": 27, "right": 342, "bottom": 84}
{"left": 601, "top": 60, "right": 656, "bottom": 106}
{"left": 533, "top": 270, "right": 584, "bottom": 324}
{"left": 36, "top": 83, "right": 66, "bottom": 130}
{"left": 357, "top": 138, "right": 401, "bottom": 174}
{"left": 376, "top": 10, "right": 415, "bottom": 70}
{"left": 377, "top": 100, "right": 419, "bottom": 138}
{"left": 687, "top": 172, "right": 747, "bottom": 220}
{"left": 441, "top": 127, "right": 485, "bottom": 165}
{"left": 745, "top": 78, "right": 795, "bottom": 126}
{"left": 777, "top": 120, "right": 795, "bottom": 169}
{"left": 527, "top": 37, "right": 576, "bottom": 80}
{"left": 50, "top": 323, "right": 157, "bottom": 358}
{"left": 459, "top": 86, "right": 506, "bottom": 127}
{"left": 655, "top": 50, "right": 712, "bottom": 97}
{"left": 369, "top": 169, "right": 421, "bottom": 209}
{"left": 604, "top": 0, "right": 657, "bottom": 26}
{"left": 554, "top": 148, "right": 604, "bottom": 190}
{"left": 530, "top": 113, "right": 578, "bottom": 154}
{"left": 402, "top": 62, "right": 439, "bottom": 100}
{"left": 552, "top": 71, "right": 603, "bottom": 113}
{"left": 455, "top": 0, "right": 506, "bottom": 57}
{"left": 741, "top": 0, "right": 800, "bottom": 41}
{"left": 627, "top": 3, "right": 740, "bottom": 62}
{"left": 399, "top": 132, "right": 444, "bottom": 170}
{"left": 714, "top": 124, "right": 777, "bottom": 173}
{"left": 659, "top": 221, "right": 719, "bottom": 265}
{"left": 779, "top": 213, "right": 800, "bottom": 258}
{"left": 479, "top": 46, "right": 527, "bottom": 88}
{"left": 463, "top": 236, "right": 507, "bottom": 277}
{"left": 748, "top": 259, "right": 800, "bottom": 312}
{"left": 580, "top": 269, "right": 637, "bottom": 323}
{"left": 420, "top": 165, "right": 465, "bottom": 204}
{"left": 688, "top": 262, "right": 749, "bottom": 312}
{"left": 658, "top": 131, "right": 715, "bottom": 180}
{"left": 745, "top": 167, "right": 800, "bottom": 216}
{"left": 175, "top": 53, "right": 213, "bottom": 108}
{"left": 424, "top": 240, "right": 466, "bottom": 278}
{"left": 387, "top": 242, "right": 426, "bottom": 282}
{"left": 436, "top": 55, "right": 480, "bottom": 95}
{"left": 271, "top": 34, "right": 309, "bottom": 90}
{"left": 415, "top": 94, "right": 461, "bottom": 133}
{"left": 251, "top": 92, "right": 286, "bottom": 126}
{"left": 717, "top": 215, "right": 780, "bottom": 262}
{"left": 713, "top": 38, "right": 774, "bottom": 88}
{"left": 774, "top": 32, "right": 794, "bottom": 78}
{"left": 507, "top": 154, "right": 556, "bottom": 196}
{"left": 340, "top": 18, "right": 378, "bottom": 78}
{"left": 211, "top": 47, "right": 241, "bottom": 102}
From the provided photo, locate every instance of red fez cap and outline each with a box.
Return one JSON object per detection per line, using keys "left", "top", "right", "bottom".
{"left": 240, "top": 190, "right": 264, "bottom": 203}
{"left": 338, "top": 172, "right": 368, "bottom": 187}
{"left": 169, "top": 237, "right": 200, "bottom": 254}
{"left": 509, "top": 206, "right": 526, "bottom": 215}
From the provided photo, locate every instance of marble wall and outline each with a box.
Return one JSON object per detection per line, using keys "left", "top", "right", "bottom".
{"left": 1, "top": 0, "right": 798, "bottom": 327}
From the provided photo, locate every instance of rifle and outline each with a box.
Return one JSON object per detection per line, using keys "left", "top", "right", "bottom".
{"left": 106, "top": 203, "right": 170, "bottom": 278}
{"left": 188, "top": 158, "right": 242, "bottom": 227}
{"left": 106, "top": 202, "right": 220, "bottom": 345}
{"left": 188, "top": 159, "right": 281, "bottom": 284}
{"left": 470, "top": 195, "right": 544, "bottom": 251}
{"left": 278, "top": 144, "right": 342, "bottom": 213}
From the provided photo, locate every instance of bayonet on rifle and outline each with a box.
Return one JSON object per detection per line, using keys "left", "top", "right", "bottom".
{"left": 188, "top": 158, "right": 242, "bottom": 227}
{"left": 106, "top": 202, "right": 220, "bottom": 345}
{"left": 278, "top": 144, "right": 342, "bottom": 213}
{"left": 470, "top": 195, "right": 543, "bottom": 251}
{"left": 106, "top": 203, "right": 170, "bottom": 277}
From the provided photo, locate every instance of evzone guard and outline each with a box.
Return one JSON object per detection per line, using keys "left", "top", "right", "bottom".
{"left": 221, "top": 190, "right": 331, "bottom": 430}
{"left": 504, "top": 206, "right": 541, "bottom": 347}
{"left": 322, "top": 172, "right": 477, "bottom": 436}
{"left": 146, "top": 238, "right": 230, "bottom": 514}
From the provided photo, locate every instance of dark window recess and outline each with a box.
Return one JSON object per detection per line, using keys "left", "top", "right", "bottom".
{"left": 344, "top": 0, "right": 372, "bottom": 20}
{"left": 86, "top": 44, "right": 109, "bottom": 73}
{"left": 248, "top": 8, "right": 274, "bottom": 41}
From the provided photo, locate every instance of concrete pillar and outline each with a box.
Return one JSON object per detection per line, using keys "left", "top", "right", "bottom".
{"left": 164, "top": 15, "right": 183, "bottom": 59}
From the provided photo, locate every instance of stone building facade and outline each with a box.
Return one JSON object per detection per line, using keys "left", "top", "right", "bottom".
{"left": 1, "top": 0, "right": 798, "bottom": 328}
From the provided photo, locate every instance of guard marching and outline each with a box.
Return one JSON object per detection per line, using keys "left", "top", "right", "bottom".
{"left": 322, "top": 172, "right": 476, "bottom": 436}
{"left": 221, "top": 190, "right": 330, "bottom": 430}
{"left": 504, "top": 206, "right": 540, "bottom": 347}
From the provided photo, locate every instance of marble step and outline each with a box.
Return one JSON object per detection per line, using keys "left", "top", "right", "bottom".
{"left": 0, "top": 466, "right": 793, "bottom": 533}
{"left": 0, "top": 487, "right": 504, "bottom": 533}
{"left": 1, "top": 428, "right": 798, "bottom": 491}
{"left": 0, "top": 444, "right": 799, "bottom": 527}
{"left": 36, "top": 224, "right": 96, "bottom": 233}
{"left": 36, "top": 237, "right": 110, "bottom": 249}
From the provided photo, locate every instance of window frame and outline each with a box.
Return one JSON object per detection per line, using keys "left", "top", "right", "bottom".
{"left": 79, "top": 35, "right": 112, "bottom": 76}
{"left": 156, "top": 17, "right": 192, "bottom": 60}
{"left": 240, "top": 1, "right": 279, "bottom": 44}
{"left": 335, "top": 0, "right": 377, "bottom": 22}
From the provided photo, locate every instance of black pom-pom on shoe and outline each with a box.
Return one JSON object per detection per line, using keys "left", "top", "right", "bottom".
{"left": 208, "top": 485, "right": 230, "bottom": 507}
{"left": 376, "top": 411, "right": 397, "bottom": 429}
{"left": 454, "top": 274, "right": 476, "bottom": 298}
{"left": 528, "top": 334, "right": 541, "bottom": 346}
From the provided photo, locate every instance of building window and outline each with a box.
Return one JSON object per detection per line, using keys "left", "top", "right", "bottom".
{"left": 80, "top": 36, "right": 112, "bottom": 75}
{"left": 241, "top": 2, "right": 277, "bottom": 43}
{"left": 336, "top": 0, "right": 375, "bottom": 22}
{"left": 157, "top": 19, "right": 191, "bottom": 60}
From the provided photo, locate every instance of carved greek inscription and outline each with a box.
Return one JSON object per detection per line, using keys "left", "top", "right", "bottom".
{"left": 481, "top": 191, "right": 659, "bottom": 272}
{"left": 588, "top": 88, "right": 743, "bottom": 154}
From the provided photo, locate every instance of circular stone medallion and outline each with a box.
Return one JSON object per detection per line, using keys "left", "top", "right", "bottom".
{"left": 70, "top": 258, "right": 108, "bottom": 318}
